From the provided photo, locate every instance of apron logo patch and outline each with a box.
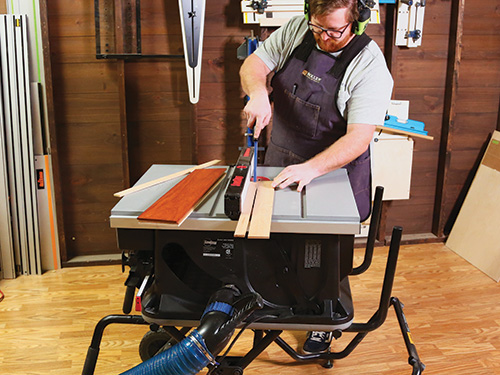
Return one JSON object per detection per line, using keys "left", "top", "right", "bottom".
{"left": 302, "top": 70, "right": 322, "bottom": 83}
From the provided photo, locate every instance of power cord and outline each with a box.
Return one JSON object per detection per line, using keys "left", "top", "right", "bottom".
{"left": 0, "top": 289, "right": 4, "bottom": 302}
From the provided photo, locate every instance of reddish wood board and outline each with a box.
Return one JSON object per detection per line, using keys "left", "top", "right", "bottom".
{"left": 138, "top": 168, "right": 226, "bottom": 224}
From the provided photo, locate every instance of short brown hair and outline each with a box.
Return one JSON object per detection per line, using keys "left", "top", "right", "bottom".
{"left": 309, "top": 0, "right": 359, "bottom": 23}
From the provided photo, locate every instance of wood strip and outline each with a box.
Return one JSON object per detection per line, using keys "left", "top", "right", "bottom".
{"left": 375, "top": 126, "right": 434, "bottom": 141}
{"left": 248, "top": 181, "right": 275, "bottom": 239}
{"left": 234, "top": 181, "right": 258, "bottom": 238}
{"left": 113, "top": 159, "right": 220, "bottom": 197}
{"left": 138, "top": 168, "right": 226, "bottom": 224}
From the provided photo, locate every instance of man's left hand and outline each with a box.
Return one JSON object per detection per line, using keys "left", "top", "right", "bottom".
{"left": 271, "top": 163, "right": 320, "bottom": 192}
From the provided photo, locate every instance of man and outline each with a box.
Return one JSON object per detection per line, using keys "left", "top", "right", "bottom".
{"left": 240, "top": 0, "right": 393, "bottom": 353}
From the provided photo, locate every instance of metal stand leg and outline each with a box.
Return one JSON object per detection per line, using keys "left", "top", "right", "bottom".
{"left": 391, "top": 297, "right": 426, "bottom": 375}
{"left": 82, "top": 314, "right": 148, "bottom": 375}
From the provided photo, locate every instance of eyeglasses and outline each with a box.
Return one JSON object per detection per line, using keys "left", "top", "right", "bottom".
{"left": 307, "top": 21, "right": 351, "bottom": 39}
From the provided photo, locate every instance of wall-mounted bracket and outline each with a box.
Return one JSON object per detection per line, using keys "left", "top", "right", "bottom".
{"left": 395, "top": 0, "right": 426, "bottom": 47}
{"left": 94, "top": 0, "right": 184, "bottom": 60}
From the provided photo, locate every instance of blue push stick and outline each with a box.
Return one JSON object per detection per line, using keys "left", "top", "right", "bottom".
{"left": 253, "top": 137, "right": 258, "bottom": 182}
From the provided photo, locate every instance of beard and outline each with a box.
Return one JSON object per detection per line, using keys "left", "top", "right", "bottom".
{"left": 313, "top": 33, "right": 354, "bottom": 53}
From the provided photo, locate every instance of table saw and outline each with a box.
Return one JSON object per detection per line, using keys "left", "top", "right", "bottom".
{"left": 82, "top": 160, "right": 425, "bottom": 375}
{"left": 111, "top": 164, "right": 360, "bottom": 331}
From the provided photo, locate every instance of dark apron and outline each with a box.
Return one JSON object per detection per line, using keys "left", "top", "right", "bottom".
{"left": 265, "top": 31, "right": 372, "bottom": 221}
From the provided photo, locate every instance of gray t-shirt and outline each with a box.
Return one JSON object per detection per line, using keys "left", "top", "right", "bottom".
{"left": 254, "top": 16, "right": 393, "bottom": 126}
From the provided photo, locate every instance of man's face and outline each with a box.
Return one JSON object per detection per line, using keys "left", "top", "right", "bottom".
{"left": 309, "top": 8, "right": 355, "bottom": 53}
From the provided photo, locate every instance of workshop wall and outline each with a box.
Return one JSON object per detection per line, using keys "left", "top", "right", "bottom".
{"left": 45, "top": 0, "right": 500, "bottom": 261}
{"left": 436, "top": 0, "right": 500, "bottom": 236}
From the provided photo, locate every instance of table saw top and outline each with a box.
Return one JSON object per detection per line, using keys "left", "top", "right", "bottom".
{"left": 110, "top": 164, "right": 361, "bottom": 234}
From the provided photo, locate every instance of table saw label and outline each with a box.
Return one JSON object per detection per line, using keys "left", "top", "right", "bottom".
{"left": 304, "top": 240, "right": 322, "bottom": 268}
{"left": 203, "top": 238, "right": 234, "bottom": 259}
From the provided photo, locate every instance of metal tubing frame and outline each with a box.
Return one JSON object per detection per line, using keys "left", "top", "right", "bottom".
{"left": 82, "top": 314, "right": 148, "bottom": 375}
{"left": 351, "top": 185, "right": 384, "bottom": 275}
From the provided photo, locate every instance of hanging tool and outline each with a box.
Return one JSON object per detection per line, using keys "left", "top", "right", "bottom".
{"left": 178, "top": 0, "right": 206, "bottom": 103}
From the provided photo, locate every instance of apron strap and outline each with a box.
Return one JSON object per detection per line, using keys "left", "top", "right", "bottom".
{"left": 328, "top": 33, "right": 372, "bottom": 79}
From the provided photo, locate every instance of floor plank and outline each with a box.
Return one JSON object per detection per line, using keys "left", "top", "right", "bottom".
{"left": 0, "top": 243, "right": 499, "bottom": 374}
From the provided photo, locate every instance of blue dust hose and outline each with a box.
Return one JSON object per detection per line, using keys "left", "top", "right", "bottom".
{"left": 119, "top": 285, "right": 263, "bottom": 375}
{"left": 120, "top": 329, "right": 214, "bottom": 375}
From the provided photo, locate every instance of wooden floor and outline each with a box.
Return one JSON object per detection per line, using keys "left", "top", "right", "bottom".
{"left": 1, "top": 243, "right": 500, "bottom": 375}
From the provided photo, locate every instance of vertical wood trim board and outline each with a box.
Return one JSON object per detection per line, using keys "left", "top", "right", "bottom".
{"left": 117, "top": 60, "right": 130, "bottom": 188}
{"left": 138, "top": 168, "right": 226, "bottom": 224}
{"left": 432, "top": 0, "right": 466, "bottom": 236}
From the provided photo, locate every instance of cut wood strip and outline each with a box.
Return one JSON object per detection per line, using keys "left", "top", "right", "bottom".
{"left": 248, "top": 181, "right": 275, "bottom": 239}
{"left": 376, "top": 126, "right": 434, "bottom": 141}
{"left": 234, "top": 181, "right": 258, "bottom": 238}
{"left": 113, "top": 159, "right": 221, "bottom": 197}
{"left": 138, "top": 168, "right": 226, "bottom": 224}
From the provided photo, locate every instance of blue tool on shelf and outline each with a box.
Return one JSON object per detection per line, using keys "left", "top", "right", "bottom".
{"left": 379, "top": 0, "right": 397, "bottom": 3}
{"left": 383, "top": 115, "right": 428, "bottom": 137}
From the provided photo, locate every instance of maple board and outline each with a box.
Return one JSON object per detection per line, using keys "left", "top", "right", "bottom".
{"left": 248, "top": 181, "right": 275, "bottom": 239}
{"left": 138, "top": 168, "right": 226, "bottom": 224}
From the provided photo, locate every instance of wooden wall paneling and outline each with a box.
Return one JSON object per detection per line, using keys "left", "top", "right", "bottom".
{"left": 47, "top": 0, "right": 95, "bottom": 37}
{"left": 435, "top": 0, "right": 500, "bottom": 237}
{"left": 127, "top": 119, "right": 195, "bottom": 182}
{"left": 47, "top": 0, "right": 129, "bottom": 260}
{"left": 380, "top": 1, "right": 451, "bottom": 238}
{"left": 432, "top": 0, "right": 465, "bottom": 237}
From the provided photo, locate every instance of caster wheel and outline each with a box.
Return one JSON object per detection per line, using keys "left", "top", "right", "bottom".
{"left": 139, "top": 327, "right": 176, "bottom": 361}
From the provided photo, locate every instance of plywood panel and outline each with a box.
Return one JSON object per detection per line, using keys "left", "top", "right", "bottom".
{"left": 447, "top": 133, "right": 500, "bottom": 281}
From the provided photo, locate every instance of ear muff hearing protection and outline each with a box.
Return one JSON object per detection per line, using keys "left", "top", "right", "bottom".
{"left": 304, "top": 0, "right": 373, "bottom": 35}
{"left": 354, "top": 0, "right": 373, "bottom": 35}
{"left": 304, "top": 0, "right": 311, "bottom": 21}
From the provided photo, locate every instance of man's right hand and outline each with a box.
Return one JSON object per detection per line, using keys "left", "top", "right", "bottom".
{"left": 240, "top": 53, "right": 272, "bottom": 139}
{"left": 243, "top": 91, "right": 272, "bottom": 139}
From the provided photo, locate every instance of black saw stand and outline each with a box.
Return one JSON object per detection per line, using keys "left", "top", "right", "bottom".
{"left": 82, "top": 165, "right": 425, "bottom": 375}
